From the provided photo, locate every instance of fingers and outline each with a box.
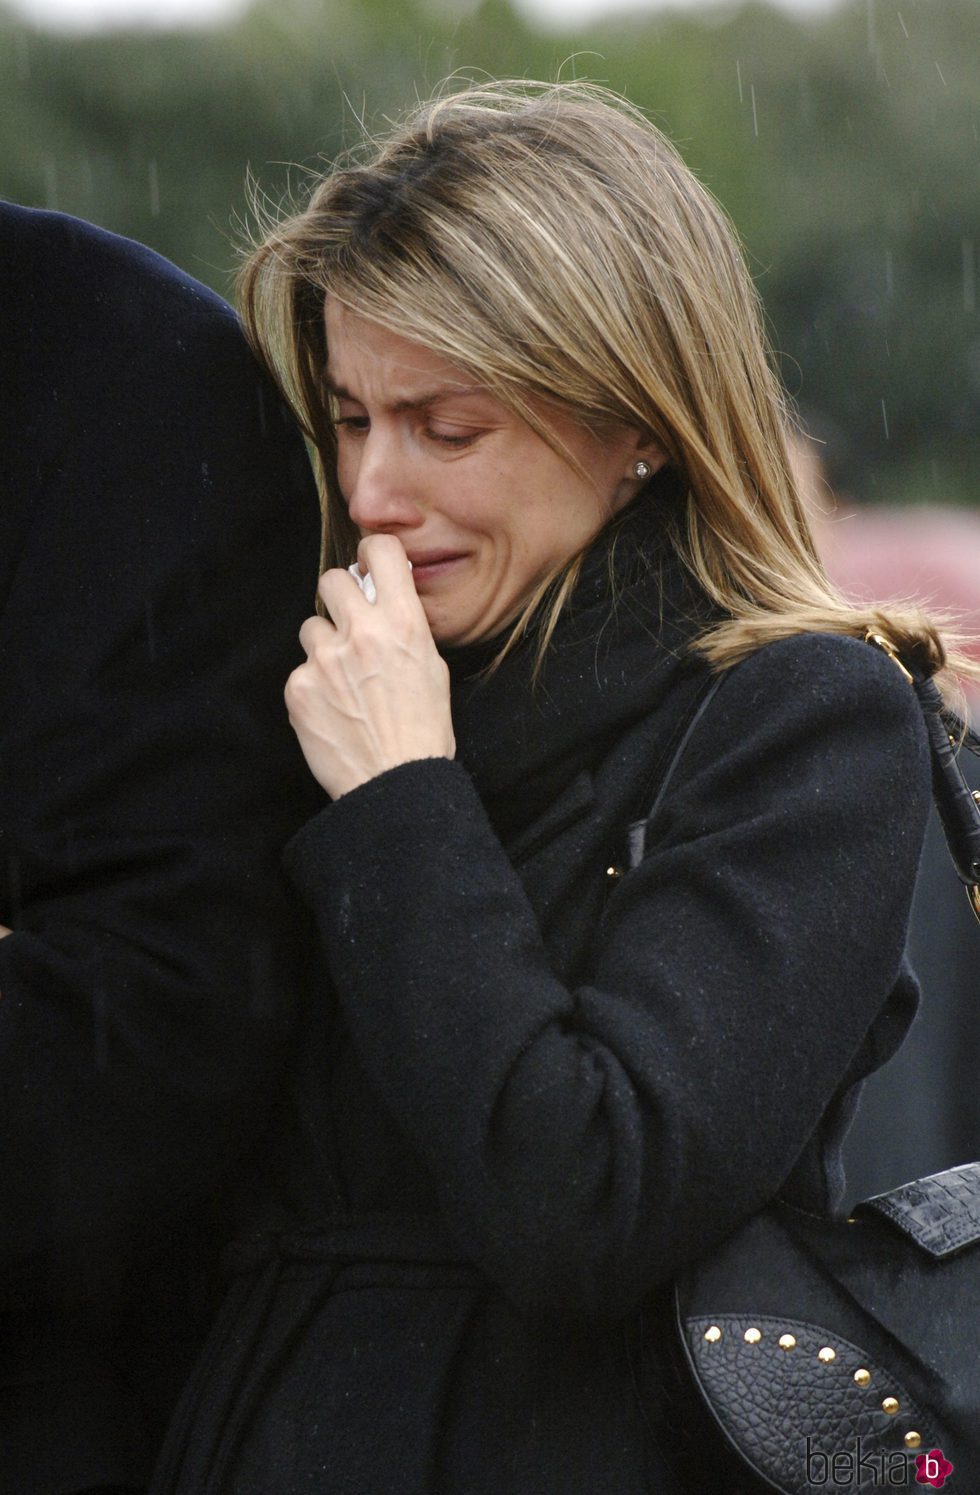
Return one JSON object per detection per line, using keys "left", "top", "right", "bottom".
{"left": 356, "top": 533, "right": 408, "bottom": 586}
{"left": 286, "top": 536, "right": 452, "bottom": 798}
{"left": 298, "top": 612, "right": 337, "bottom": 659}
{"left": 316, "top": 566, "right": 370, "bottom": 630}
{"left": 0, "top": 924, "right": 12, "bottom": 939}
{"left": 315, "top": 537, "right": 422, "bottom": 640}
{"left": 356, "top": 535, "right": 423, "bottom": 615}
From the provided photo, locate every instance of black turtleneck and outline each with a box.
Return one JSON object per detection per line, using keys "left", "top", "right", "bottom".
{"left": 441, "top": 465, "right": 717, "bottom": 843}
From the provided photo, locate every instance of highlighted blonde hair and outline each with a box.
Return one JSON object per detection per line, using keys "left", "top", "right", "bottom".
{"left": 239, "top": 79, "right": 977, "bottom": 697}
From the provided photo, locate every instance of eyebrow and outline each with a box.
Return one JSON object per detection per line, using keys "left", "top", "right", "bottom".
{"left": 324, "top": 374, "right": 486, "bottom": 413}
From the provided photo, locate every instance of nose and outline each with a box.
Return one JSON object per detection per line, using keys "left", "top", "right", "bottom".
{"left": 345, "top": 431, "right": 424, "bottom": 534}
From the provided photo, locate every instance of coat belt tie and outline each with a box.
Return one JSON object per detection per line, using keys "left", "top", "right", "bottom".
{"left": 152, "top": 1213, "right": 470, "bottom": 1493}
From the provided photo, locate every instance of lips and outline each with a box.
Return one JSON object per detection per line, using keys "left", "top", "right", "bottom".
{"left": 406, "top": 550, "right": 469, "bottom": 584}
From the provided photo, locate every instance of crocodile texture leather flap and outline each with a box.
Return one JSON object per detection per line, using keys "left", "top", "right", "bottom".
{"left": 855, "top": 1162, "right": 980, "bottom": 1260}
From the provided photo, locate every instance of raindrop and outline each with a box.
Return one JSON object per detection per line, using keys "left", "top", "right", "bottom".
{"left": 798, "top": 75, "right": 814, "bottom": 128}
{"left": 144, "top": 599, "right": 157, "bottom": 663}
{"left": 148, "top": 160, "right": 160, "bottom": 217}
{"left": 880, "top": 399, "right": 890, "bottom": 439}
{"left": 896, "top": 10, "right": 909, "bottom": 38}
{"left": 15, "top": 32, "right": 29, "bottom": 80}
{"left": 934, "top": 61, "right": 947, "bottom": 86}
{"left": 885, "top": 249, "right": 894, "bottom": 296}
{"left": 750, "top": 84, "right": 759, "bottom": 138}
{"left": 736, "top": 60, "right": 743, "bottom": 105}
{"left": 93, "top": 987, "right": 109, "bottom": 1073}
{"left": 964, "top": 239, "right": 976, "bottom": 314}
{"left": 6, "top": 854, "right": 23, "bottom": 924}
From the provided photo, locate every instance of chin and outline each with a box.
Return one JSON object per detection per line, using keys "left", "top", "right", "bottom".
{"left": 429, "top": 618, "right": 483, "bottom": 650}
{"left": 422, "top": 605, "right": 461, "bottom": 648}
{"left": 423, "top": 598, "right": 509, "bottom": 650}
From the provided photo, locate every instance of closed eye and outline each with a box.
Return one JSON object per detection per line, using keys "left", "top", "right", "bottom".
{"left": 333, "top": 415, "right": 370, "bottom": 435}
{"left": 425, "top": 426, "right": 481, "bottom": 449}
{"left": 332, "top": 413, "right": 483, "bottom": 448}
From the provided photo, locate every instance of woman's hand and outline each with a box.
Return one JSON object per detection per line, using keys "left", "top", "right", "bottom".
{"left": 0, "top": 925, "right": 11, "bottom": 939}
{"left": 285, "top": 534, "right": 455, "bottom": 799}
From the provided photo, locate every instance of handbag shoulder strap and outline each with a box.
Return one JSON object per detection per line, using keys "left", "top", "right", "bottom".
{"left": 626, "top": 669, "right": 730, "bottom": 871}
{"left": 866, "top": 633, "right": 980, "bottom": 916}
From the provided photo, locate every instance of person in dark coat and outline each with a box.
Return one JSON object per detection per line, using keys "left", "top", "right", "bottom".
{"left": 0, "top": 202, "right": 323, "bottom": 1494}
{"left": 150, "top": 83, "right": 976, "bottom": 1493}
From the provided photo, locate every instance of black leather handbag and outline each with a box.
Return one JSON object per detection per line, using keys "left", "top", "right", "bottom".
{"left": 674, "top": 1169, "right": 980, "bottom": 1492}
{"left": 631, "top": 636, "right": 980, "bottom": 1494}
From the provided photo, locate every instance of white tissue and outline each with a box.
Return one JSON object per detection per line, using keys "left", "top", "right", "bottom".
{"left": 347, "top": 563, "right": 377, "bottom": 603}
{"left": 346, "top": 559, "right": 412, "bottom": 604}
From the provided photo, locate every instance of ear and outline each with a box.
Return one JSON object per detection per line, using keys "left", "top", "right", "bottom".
{"left": 609, "top": 433, "right": 668, "bottom": 515}
{"left": 627, "top": 431, "right": 668, "bottom": 483}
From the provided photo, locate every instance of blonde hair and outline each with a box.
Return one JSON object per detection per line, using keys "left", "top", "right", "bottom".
{"left": 239, "top": 78, "right": 977, "bottom": 698}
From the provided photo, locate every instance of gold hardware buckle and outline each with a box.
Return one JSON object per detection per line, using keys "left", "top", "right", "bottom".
{"left": 865, "top": 631, "right": 914, "bottom": 685}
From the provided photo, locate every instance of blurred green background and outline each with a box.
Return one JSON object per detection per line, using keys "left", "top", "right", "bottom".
{"left": 2, "top": 0, "right": 977, "bottom": 504}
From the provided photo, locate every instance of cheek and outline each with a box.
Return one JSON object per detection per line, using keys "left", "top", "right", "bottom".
{"left": 485, "top": 518, "right": 558, "bottom": 602}
{"left": 451, "top": 452, "right": 583, "bottom": 578}
{"left": 521, "top": 487, "right": 585, "bottom": 566}
{"left": 334, "top": 449, "right": 355, "bottom": 498}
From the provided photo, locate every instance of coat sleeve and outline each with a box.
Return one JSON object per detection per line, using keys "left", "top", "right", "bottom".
{"left": 283, "top": 633, "right": 932, "bottom": 1322}
{"left": 0, "top": 205, "right": 323, "bottom": 1300}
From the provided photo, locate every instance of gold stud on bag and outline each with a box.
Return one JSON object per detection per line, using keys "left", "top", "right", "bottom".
{"left": 684, "top": 1311, "right": 933, "bottom": 1485}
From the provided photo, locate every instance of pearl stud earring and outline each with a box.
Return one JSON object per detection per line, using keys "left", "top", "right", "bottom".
{"left": 633, "top": 460, "right": 651, "bottom": 480}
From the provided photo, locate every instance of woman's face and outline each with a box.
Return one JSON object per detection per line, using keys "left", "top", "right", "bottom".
{"left": 325, "top": 299, "right": 662, "bottom": 647}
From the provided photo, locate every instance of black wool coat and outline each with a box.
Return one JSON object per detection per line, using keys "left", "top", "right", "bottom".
{"left": 153, "top": 481, "right": 932, "bottom": 1494}
{"left": 0, "top": 203, "right": 323, "bottom": 1493}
